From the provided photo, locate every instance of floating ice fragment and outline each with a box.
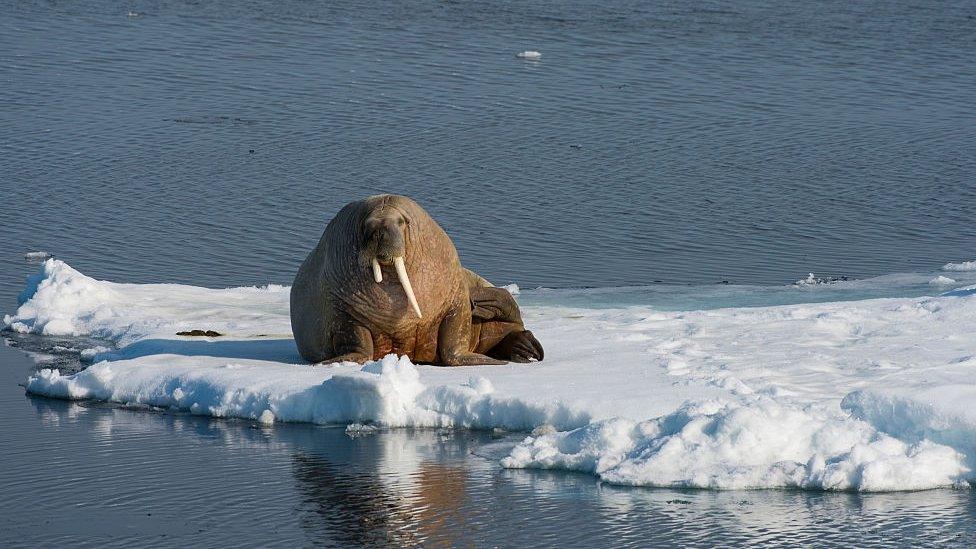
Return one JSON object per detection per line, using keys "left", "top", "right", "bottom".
{"left": 80, "top": 346, "right": 112, "bottom": 363}
{"left": 942, "top": 260, "right": 976, "bottom": 272}
{"left": 345, "top": 422, "right": 379, "bottom": 436}
{"left": 25, "top": 251, "right": 52, "bottom": 262}
{"left": 258, "top": 409, "right": 275, "bottom": 425}
{"left": 794, "top": 273, "right": 850, "bottom": 286}
{"left": 516, "top": 51, "right": 541, "bottom": 60}
{"left": 796, "top": 273, "right": 818, "bottom": 286}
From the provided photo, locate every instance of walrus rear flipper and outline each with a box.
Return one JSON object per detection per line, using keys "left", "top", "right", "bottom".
{"left": 470, "top": 286, "right": 523, "bottom": 323}
{"left": 487, "top": 330, "right": 544, "bottom": 363}
{"left": 467, "top": 279, "right": 543, "bottom": 363}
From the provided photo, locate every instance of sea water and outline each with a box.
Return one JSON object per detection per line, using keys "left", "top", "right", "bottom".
{"left": 2, "top": 0, "right": 976, "bottom": 545}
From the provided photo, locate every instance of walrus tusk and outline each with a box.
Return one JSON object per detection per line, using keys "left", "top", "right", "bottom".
{"left": 371, "top": 257, "right": 383, "bottom": 283}
{"left": 393, "top": 256, "right": 422, "bottom": 318}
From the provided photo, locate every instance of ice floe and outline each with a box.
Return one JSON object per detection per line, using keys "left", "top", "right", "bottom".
{"left": 943, "top": 260, "right": 976, "bottom": 272}
{"left": 6, "top": 259, "right": 976, "bottom": 491}
{"left": 24, "top": 251, "right": 53, "bottom": 262}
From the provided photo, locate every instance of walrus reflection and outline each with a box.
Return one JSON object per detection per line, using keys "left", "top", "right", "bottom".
{"left": 291, "top": 453, "right": 470, "bottom": 546}
{"left": 290, "top": 195, "right": 543, "bottom": 366}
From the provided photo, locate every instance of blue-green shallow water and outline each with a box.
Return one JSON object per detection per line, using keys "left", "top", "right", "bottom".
{"left": 4, "top": 0, "right": 976, "bottom": 546}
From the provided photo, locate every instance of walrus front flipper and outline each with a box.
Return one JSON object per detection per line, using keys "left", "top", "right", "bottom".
{"left": 320, "top": 321, "right": 374, "bottom": 364}
{"left": 487, "top": 330, "right": 544, "bottom": 363}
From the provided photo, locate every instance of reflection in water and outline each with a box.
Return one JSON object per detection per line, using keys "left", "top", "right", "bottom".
{"left": 293, "top": 452, "right": 405, "bottom": 546}
{"left": 292, "top": 452, "right": 471, "bottom": 546}
{"left": 8, "top": 389, "right": 976, "bottom": 547}
{"left": 290, "top": 430, "right": 474, "bottom": 547}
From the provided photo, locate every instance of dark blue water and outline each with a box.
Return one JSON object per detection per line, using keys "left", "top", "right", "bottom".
{"left": 2, "top": 0, "right": 975, "bottom": 291}
{"left": 3, "top": 0, "right": 976, "bottom": 546}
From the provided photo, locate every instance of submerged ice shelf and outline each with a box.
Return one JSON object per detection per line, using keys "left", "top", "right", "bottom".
{"left": 5, "top": 259, "right": 976, "bottom": 491}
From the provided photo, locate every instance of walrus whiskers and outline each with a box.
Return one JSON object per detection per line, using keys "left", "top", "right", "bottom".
{"left": 393, "top": 256, "right": 422, "bottom": 318}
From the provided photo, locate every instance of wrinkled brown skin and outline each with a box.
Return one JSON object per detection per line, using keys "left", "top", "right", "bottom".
{"left": 290, "top": 195, "right": 543, "bottom": 366}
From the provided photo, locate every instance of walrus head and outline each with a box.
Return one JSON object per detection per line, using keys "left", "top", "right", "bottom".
{"left": 361, "top": 199, "right": 423, "bottom": 318}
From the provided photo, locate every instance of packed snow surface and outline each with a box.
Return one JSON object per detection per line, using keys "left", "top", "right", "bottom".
{"left": 7, "top": 260, "right": 976, "bottom": 491}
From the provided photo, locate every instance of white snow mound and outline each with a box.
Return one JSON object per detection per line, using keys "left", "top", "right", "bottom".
{"left": 503, "top": 398, "right": 967, "bottom": 491}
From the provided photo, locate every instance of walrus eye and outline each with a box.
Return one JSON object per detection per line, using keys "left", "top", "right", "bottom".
{"left": 397, "top": 218, "right": 405, "bottom": 227}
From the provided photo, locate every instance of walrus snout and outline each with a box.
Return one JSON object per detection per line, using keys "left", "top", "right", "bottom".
{"left": 365, "top": 216, "right": 406, "bottom": 261}
{"left": 362, "top": 213, "right": 422, "bottom": 318}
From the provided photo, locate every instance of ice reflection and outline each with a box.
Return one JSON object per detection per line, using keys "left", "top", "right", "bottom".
{"left": 20, "top": 395, "right": 976, "bottom": 547}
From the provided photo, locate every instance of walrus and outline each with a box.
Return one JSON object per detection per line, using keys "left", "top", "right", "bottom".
{"left": 290, "top": 194, "right": 543, "bottom": 366}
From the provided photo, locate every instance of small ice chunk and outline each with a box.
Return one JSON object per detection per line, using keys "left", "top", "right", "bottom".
{"left": 80, "top": 346, "right": 112, "bottom": 363}
{"left": 516, "top": 51, "right": 541, "bottom": 60}
{"left": 25, "top": 352, "right": 57, "bottom": 364}
{"left": 795, "top": 273, "right": 817, "bottom": 286}
{"left": 25, "top": 251, "right": 52, "bottom": 262}
{"left": 942, "top": 261, "right": 976, "bottom": 272}
{"left": 258, "top": 410, "right": 275, "bottom": 425}
{"left": 929, "top": 276, "right": 956, "bottom": 285}
{"left": 345, "top": 422, "right": 379, "bottom": 436}
{"left": 794, "top": 273, "right": 848, "bottom": 286}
